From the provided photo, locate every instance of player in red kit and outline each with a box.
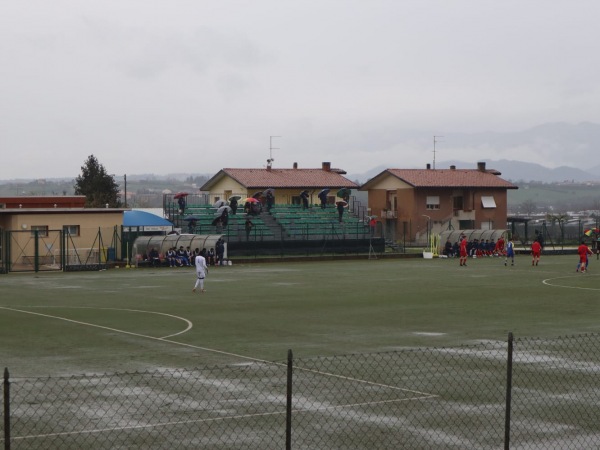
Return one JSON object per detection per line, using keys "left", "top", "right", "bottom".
{"left": 459, "top": 235, "right": 468, "bottom": 267}
{"left": 531, "top": 240, "right": 542, "bottom": 266}
{"left": 576, "top": 241, "right": 593, "bottom": 273}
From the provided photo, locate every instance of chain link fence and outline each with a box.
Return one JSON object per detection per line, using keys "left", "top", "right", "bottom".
{"left": 3, "top": 333, "right": 599, "bottom": 449}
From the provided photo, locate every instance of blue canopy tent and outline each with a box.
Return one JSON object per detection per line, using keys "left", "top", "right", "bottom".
{"left": 123, "top": 210, "right": 174, "bottom": 232}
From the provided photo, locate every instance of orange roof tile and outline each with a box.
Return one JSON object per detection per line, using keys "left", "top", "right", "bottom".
{"left": 362, "top": 169, "right": 517, "bottom": 189}
{"left": 201, "top": 168, "right": 359, "bottom": 190}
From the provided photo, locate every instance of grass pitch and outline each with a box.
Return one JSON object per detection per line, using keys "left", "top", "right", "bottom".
{"left": 1, "top": 254, "right": 599, "bottom": 377}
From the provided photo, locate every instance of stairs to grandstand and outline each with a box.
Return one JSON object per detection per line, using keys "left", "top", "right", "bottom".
{"left": 164, "top": 202, "right": 368, "bottom": 242}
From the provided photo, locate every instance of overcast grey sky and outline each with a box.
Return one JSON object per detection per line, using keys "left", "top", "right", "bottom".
{"left": 2, "top": 1, "right": 599, "bottom": 179}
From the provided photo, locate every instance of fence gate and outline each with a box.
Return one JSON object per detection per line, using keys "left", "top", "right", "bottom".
{"left": 6, "top": 229, "right": 63, "bottom": 273}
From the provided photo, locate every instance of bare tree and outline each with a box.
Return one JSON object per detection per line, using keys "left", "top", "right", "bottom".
{"left": 520, "top": 199, "right": 537, "bottom": 216}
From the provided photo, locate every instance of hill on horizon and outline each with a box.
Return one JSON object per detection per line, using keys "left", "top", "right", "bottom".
{"left": 347, "top": 159, "right": 599, "bottom": 184}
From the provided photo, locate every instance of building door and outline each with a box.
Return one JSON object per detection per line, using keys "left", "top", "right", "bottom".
{"left": 386, "top": 191, "right": 397, "bottom": 211}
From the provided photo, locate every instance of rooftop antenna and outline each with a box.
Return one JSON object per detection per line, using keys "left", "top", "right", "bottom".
{"left": 268, "top": 136, "right": 281, "bottom": 168}
{"left": 433, "top": 135, "right": 444, "bottom": 169}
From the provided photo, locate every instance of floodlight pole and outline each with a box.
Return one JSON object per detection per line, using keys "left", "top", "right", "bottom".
{"left": 124, "top": 174, "right": 127, "bottom": 208}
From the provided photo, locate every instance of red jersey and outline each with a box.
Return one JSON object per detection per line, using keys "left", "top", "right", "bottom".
{"left": 578, "top": 244, "right": 592, "bottom": 257}
{"left": 531, "top": 241, "right": 542, "bottom": 254}
{"left": 495, "top": 237, "right": 505, "bottom": 251}
{"left": 459, "top": 238, "right": 468, "bottom": 256}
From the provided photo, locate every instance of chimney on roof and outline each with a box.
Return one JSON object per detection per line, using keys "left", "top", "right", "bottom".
{"left": 477, "top": 161, "right": 486, "bottom": 172}
{"left": 450, "top": 165, "right": 456, "bottom": 170}
{"left": 426, "top": 163, "right": 431, "bottom": 170}
{"left": 322, "top": 162, "right": 331, "bottom": 171}
{"left": 293, "top": 162, "right": 298, "bottom": 169}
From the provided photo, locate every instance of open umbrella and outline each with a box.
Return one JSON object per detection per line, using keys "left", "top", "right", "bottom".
{"left": 213, "top": 199, "right": 228, "bottom": 208}
{"left": 337, "top": 188, "right": 351, "bottom": 198}
{"left": 335, "top": 200, "right": 348, "bottom": 207}
{"left": 174, "top": 192, "right": 189, "bottom": 199}
{"left": 252, "top": 191, "right": 263, "bottom": 199}
{"left": 263, "top": 188, "right": 275, "bottom": 196}
{"left": 229, "top": 195, "right": 241, "bottom": 202}
{"left": 244, "top": 197, "right": 259, "bottom": 203}
{"left": 318, "top": 188, "right": 330, "bottom": 197}
{"left": 215, "top": 205, "right": 232, "bottom": 216}
{"left": 183, "top": 215, "right": 201, "bottom": 221}
{"left": 584, "top": 229, "right": 594, "bottom": 237}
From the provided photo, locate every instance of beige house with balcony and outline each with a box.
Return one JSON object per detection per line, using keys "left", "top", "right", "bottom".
{"left": 199, "top": 162, "right": 358, "bottom": 206}
{"left": 359, "top": 162, "right": 518, "bottom": 243}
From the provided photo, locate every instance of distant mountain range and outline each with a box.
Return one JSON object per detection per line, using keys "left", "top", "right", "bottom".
{"left": 440, "top": 159, "right": 599, "bottom": 183}
{"left": 3, "top": 120, "right": 600, "bottom": 185}
{"left": 349, "top": 160, "right": 599, "bottom": 184}
{"left": 1, "top": 159, "right": 597, "bottom": 186}
{"left": 349, "top": 121, "right": 600, "bottom": 183}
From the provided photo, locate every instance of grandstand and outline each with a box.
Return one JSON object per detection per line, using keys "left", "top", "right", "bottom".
{"left": 161, "top": 195, "right": 384, "bottom": 257}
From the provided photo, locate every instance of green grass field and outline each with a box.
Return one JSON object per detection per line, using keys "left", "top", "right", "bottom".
{"left": 1, "top": 254, "right": 599, "bottom": 377}
{"left": 2, "top": 255, "right": 600, "bottom": 448}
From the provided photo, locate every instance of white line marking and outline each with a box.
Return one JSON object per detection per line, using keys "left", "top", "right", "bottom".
{"left": 8, "top": 396, "right": 439, "bottom": 441}
{"left": 0, "top": 306, "right": 255, "bottom": 359}
{"left": 0, "top": 306, "right": 192, "bottom": 339}
{"left": 0, "top": 307, "right": 438, "bottom": 397}
{"left": 542, "top": 274, "right": 600, "bottom": 291}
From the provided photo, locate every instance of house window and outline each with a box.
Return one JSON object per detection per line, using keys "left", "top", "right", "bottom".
{"left": 481, "top": 196, "right": 496, "bottom": 208}
{"left": 64, "top": 225, "right": 80, "bottom": 236}
{"left": 426, "top": 196, "right": 440, "bottom": 210}
{"left": 31, "top": 225, "right": 49, "bottom": 237}
{"left": 453, "top": 196, "right": 464, "bottom": 210}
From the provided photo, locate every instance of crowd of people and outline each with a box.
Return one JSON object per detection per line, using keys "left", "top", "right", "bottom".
{"left": 446, "top": 232, "right": 597, "bottom": 271}
{"left": 144, "top": 238, "right": 227, "bottom": 268}
{"left": 443, "top": 236, "right": 508, "bottom": 259}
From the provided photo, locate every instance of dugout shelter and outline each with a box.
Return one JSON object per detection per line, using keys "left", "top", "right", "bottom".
{"left": 439, "top": 229, "right": 508, "bottom": 248}
{"left": 132, "top": 234, "right": 225, "bottom": 266}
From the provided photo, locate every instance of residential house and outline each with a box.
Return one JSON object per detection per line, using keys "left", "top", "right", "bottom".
{"left": 359, "top": 162, "right": 518, "bottom": 243}
{"left": 199, "top": 162, "right": 359, "bottom": 206}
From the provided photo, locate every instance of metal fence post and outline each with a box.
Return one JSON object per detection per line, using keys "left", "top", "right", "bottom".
{"left": 286, "top": 349, "right": 293, "bottom": 450}
{"left": 4, "top": 367, "right": 10, "bottom": 450}
{"left": 504, "top": 332, "right": 514, "bottom": 450}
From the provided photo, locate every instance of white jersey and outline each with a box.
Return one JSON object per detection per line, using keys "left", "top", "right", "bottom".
{"left": 194, "top": 255, "right": 208, "bottom": 278}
